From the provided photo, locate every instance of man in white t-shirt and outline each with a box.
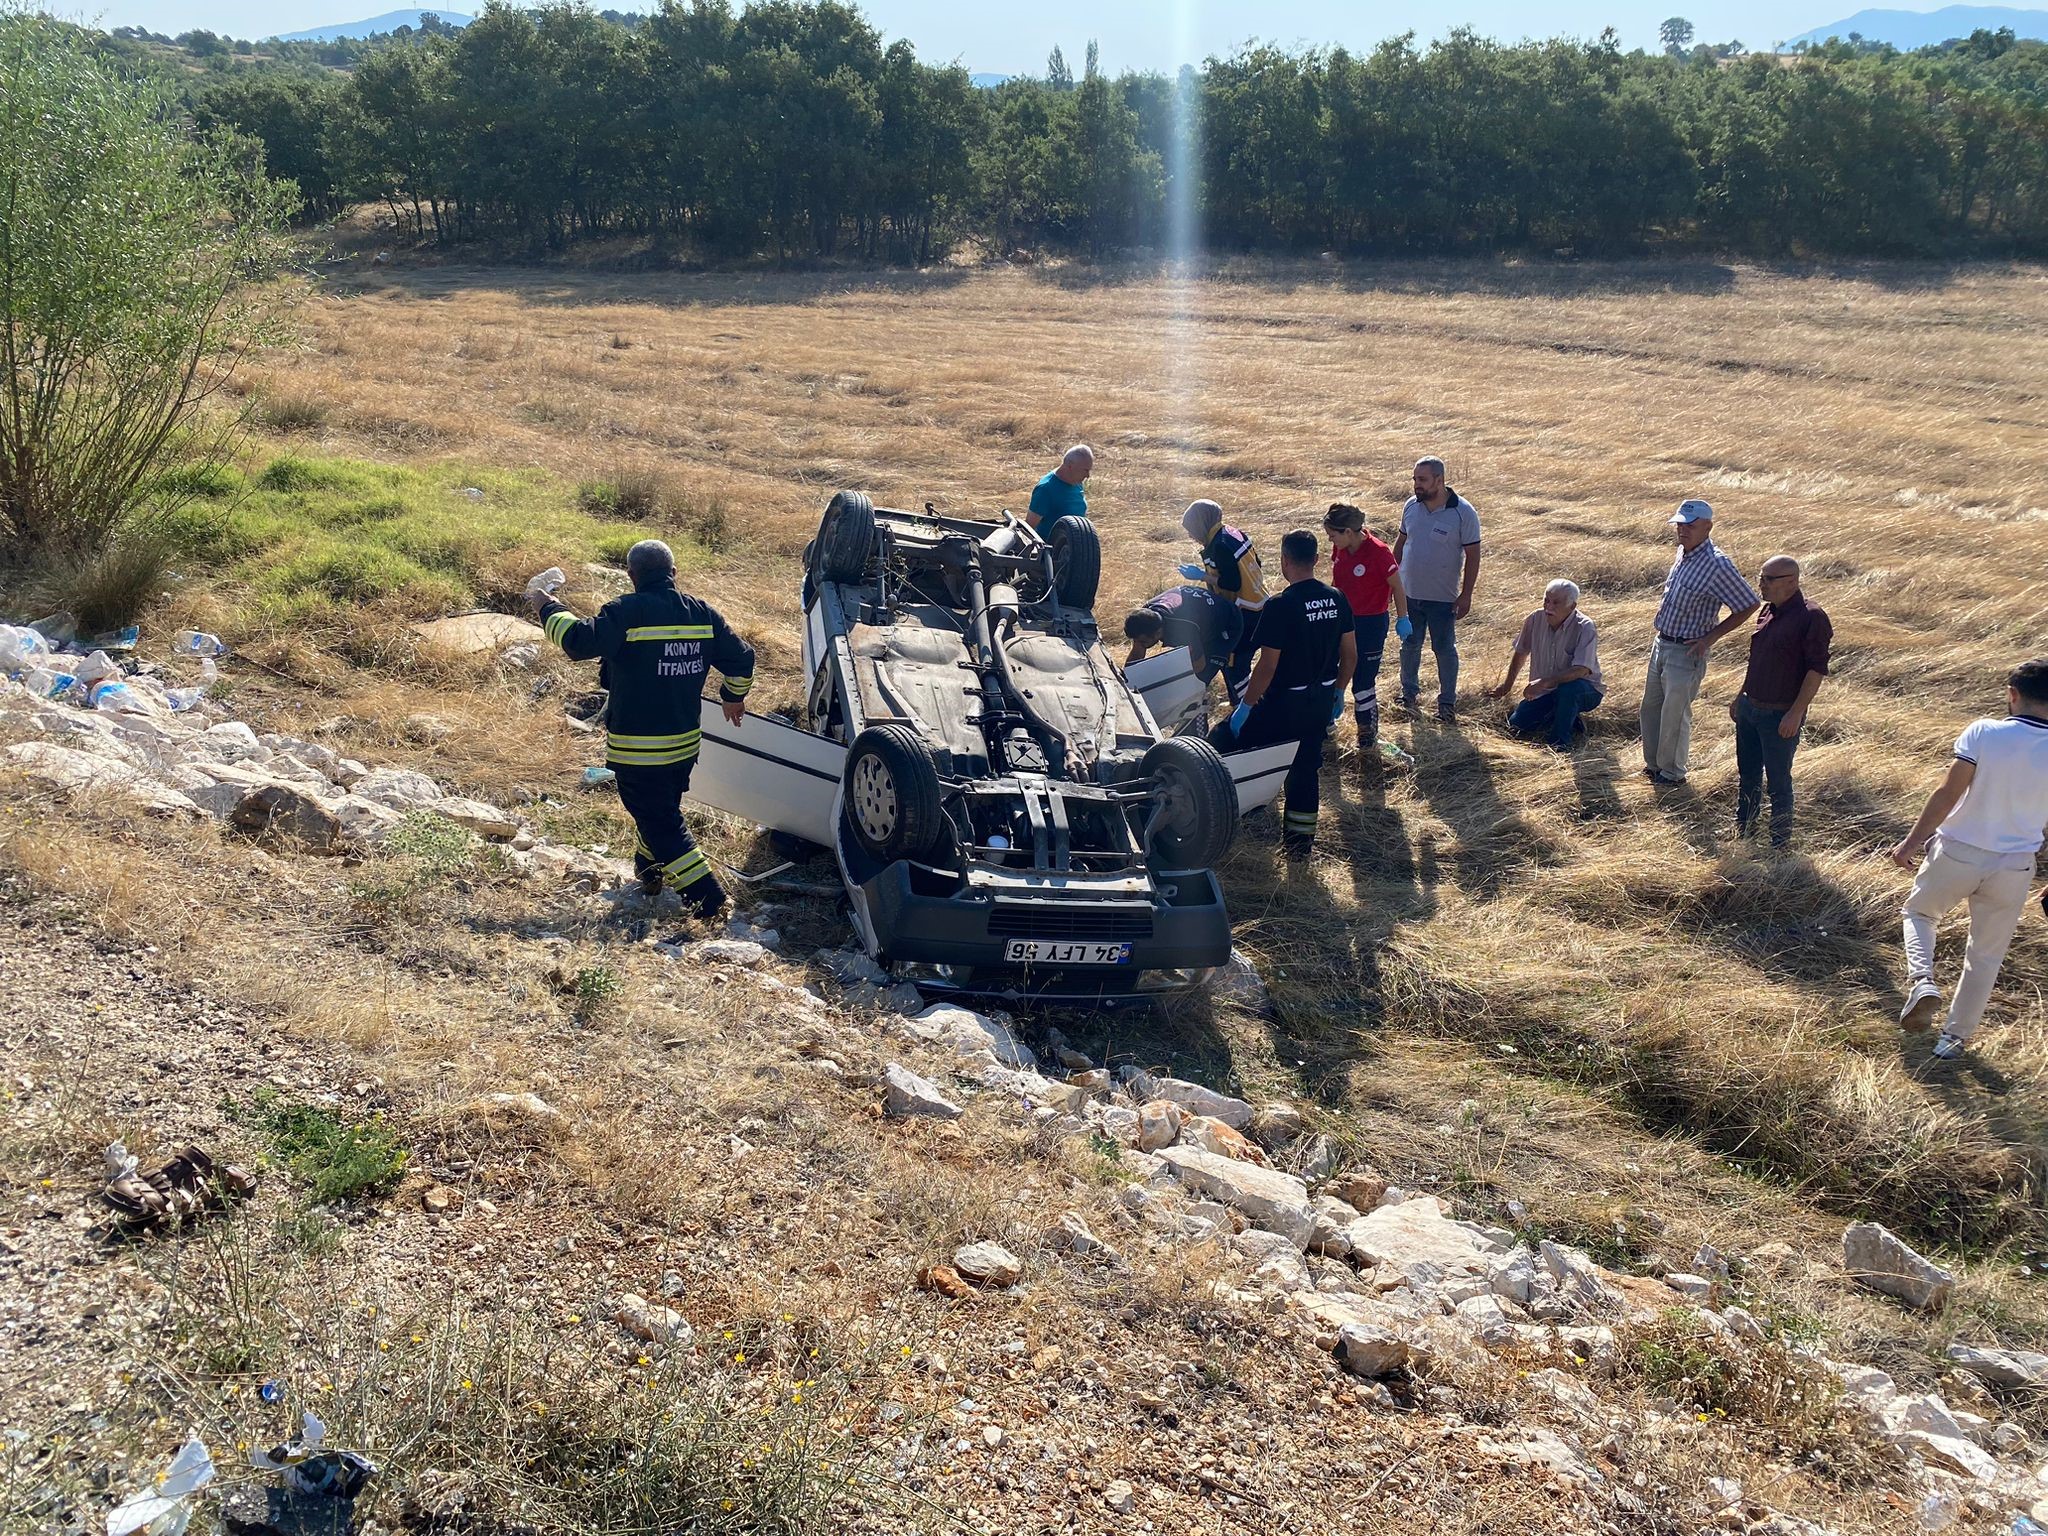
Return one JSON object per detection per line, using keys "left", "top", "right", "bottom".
{"left": 1889, "top": 657, "right": 2048, "bottom": 1060}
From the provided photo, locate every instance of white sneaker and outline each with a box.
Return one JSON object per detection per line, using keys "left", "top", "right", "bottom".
{"left": 1931, "top": 1031, "right": 1967, "bottom": 1060}
{"left": 1899, "top": 978, "right": 1942, "bottom": 1033}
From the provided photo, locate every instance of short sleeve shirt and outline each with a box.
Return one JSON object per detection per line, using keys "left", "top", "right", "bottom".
{"left": 1939, "top": 715, "right": 2048, "bottom": 857}
{"left": 1514, "top": 608, "right": 1603, "bottom": 692}
{"left": 1029, "top": 472, "right": 1087, "bottom": 529}
{"left": 1330, "top": 534, "right": 1399, "bottom": 617}
{"left": 1398, "top": 492, "right": 1481, "bottom": 603}
{"left": 1255, "top": 579, "right": 1354, "bottom": 690}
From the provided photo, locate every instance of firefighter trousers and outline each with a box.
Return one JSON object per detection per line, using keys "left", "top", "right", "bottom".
{"left": 612, "top": 760, "right": 726, "bottom": 916}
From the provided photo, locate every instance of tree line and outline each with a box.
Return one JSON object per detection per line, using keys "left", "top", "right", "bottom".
{"left": 93, "top": 2, "right": 2048, "bottom": 259}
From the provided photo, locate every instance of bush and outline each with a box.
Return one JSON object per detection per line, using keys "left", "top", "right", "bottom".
{"left": 252, "top": 389, "right": 332, "bottom": 433}
{"left": 0, "top": 13, "right": 293, "bottom": 575}
{"left": 235, "top": 1089, "right": 409, "bottom": 1205}
{"left": 21, "top": 526, "right": 180, "bottom": 633}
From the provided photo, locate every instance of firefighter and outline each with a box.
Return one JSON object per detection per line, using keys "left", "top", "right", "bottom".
{"left": 1178, "top": 499, "right": 1270, "bottom": 706}
{"left": 1213, "top": 528, "right": 1356, "bottom": 860}
{"left": 531, "top": 540, "right": 753, "bottom": 920}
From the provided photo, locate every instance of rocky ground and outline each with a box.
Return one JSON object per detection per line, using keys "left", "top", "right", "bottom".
{"left": 3, "top": 667, "right": 2048, "bottom": 1536}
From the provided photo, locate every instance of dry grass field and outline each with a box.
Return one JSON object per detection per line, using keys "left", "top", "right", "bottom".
{"left": 5, "top": 253, "right": 2048, "bottom": 1535}
{"left": 251, "top": 253, "right": 2048, "bottom": 1230}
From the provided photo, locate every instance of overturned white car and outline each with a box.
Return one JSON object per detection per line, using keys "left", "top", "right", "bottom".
{"left": 685, "top": 492, "right": 1293, "bottom": 1006}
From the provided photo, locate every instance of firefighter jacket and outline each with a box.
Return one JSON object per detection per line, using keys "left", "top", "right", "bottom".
{"left": 541, "top": 581, "right": 754, "bottom": 768}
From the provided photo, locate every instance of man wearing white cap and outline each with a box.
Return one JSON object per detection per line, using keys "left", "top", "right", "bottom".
{"left": 1639, "top": 499, "right": 1759, "bottom": 785}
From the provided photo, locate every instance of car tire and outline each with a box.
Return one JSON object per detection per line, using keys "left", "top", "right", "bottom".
{"left": 1049, "top": 516, "right": 1101, "bottom": 610}
{"left": 843, "top": 724, "right": 944, "bottom": 862}
{"left": 815, "top": 491, "right": 875, "bottom": 584}
{"left": 1141, "top": 735, "right": 1236, "bottom": 869}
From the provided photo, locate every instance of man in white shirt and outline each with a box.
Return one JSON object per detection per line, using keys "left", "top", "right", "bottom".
{"left": 1890, "top": 657, "right": 2048, "bottom": 1060}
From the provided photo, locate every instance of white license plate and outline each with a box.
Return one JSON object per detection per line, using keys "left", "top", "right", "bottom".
{"left": 1002, "top": 939, "right": 1133, "bottom": 966}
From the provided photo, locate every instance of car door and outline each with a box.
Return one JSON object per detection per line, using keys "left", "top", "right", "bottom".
{"left": 1123, "top": 646, "right": 1208, "bottom": 737}
{"left": 685, "top": 709, "right": 844, "bottom": 847}
{"left": 1223, "top": 741, "right": 1297, "bottom": 814}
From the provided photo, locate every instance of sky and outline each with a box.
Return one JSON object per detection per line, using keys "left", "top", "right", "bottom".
{"left": 84, "top": 0, "right": 1973, "bottom": 65}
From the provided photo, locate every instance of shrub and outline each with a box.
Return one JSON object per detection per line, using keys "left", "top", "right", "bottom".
{"left": 252, "top": 389, "right": 332, "bottom": 433}
{"left": 0, "top": 13, "right": 293, "bottom": 564}
{"left": 235, "top": 1089, "right": 409, "bottom": 1205}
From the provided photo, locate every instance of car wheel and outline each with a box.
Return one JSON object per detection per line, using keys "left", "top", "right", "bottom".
{"left": 814, "top": 491, "right": 875, "bottom": 584}
{"left": 843, "top": 724, "right": 944, "bottom": 862}
{"left": 1049, "top": 516, "right": 1101, "bottom": 610}
{"left": 1141, "top": 735, "right": 1236, "bottom": 869}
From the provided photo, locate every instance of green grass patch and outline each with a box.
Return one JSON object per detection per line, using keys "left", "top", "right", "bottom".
{"left": 233, "top": 1087, "right": 410, "bottom": 1205}
{"left": 155, "top": 451, "right": 699, "bottom": 639}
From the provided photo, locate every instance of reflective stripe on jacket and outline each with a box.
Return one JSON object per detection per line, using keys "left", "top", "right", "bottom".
{"left": 540, "top": 582, "right": 753, "bottom": 766}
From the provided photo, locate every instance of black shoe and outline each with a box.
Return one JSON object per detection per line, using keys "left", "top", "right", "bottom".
{"left": 1436, "top": 704, "right": 1457, "bottom": 723}
{"left": 637, "top": 870, "right": 665, "bottom": 898}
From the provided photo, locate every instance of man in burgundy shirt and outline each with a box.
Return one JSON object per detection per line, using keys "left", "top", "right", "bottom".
{"left": 1727, "top": 555, "right": 1832, "bottom": 847}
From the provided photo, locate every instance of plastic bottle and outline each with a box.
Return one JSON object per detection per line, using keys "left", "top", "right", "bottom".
{"left": 23, "top": 667, "right": 79, "bottom": 701}
{"left": 71, "top": 650, "right": 118, "bottom": 686}
{"left": 1379, "top": 740, "right": 1414, "bottom": 769}
{"left": 173, "top": 630, "right": 226, "bottom": 658}
{"left": 166, "top": 687, "right": 207, "bottom": 712}
{"left": 89, "top": 679, "right": 143, "bottom": 713}
{"left": 0, "top": 625, "right": 49, "bottom": 670}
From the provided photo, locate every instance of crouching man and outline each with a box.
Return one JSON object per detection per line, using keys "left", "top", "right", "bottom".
{"left": 1485, "top": 579, "right": 1603, "bottom": 751}
{"left": 533, "top": 539, "right": 754, "bottom": 921}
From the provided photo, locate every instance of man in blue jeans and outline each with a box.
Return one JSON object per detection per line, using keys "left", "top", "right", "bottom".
{"left": 1727, "top": 555, "right": 1831, "bottom": 847}
{"left": 1485, "top": 580, "right": 1603, "bottom": 750}
{"left": 1392, "top": 457, "right": 1480, "bottom": 721}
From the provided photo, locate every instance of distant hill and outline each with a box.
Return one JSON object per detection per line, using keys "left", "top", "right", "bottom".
{"left": 969, "top": 72, "right": 1011, "bottom": 88}
{"left": 1784, "top": 4, "right": 2048, "bottom": 47}
{"left": 272, "top": 9, "right": 473, "bottom": 42}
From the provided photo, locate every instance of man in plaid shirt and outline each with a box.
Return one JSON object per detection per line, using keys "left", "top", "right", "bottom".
{"left": 1639, "top": 500, "right": 1759, "bottom": 784}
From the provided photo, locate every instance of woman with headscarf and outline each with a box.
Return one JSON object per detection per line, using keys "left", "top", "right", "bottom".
{"left": 1179, "top": 499, "right": 1269, "bottom": 706}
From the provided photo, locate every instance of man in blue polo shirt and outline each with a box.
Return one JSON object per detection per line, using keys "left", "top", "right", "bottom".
{"left": 1026, "top": 445, "right": 1093, "bottom": 532}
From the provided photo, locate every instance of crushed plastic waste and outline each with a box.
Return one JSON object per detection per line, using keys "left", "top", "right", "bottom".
{"left": 90, "top": 679, "right": 142, "bottom": 714}
{"left": 107, "top": 1434, "right": 214, "bottom": 1536}
{"left": 259, "top": 1381, "right": 285, "bottom": 1405}
{"left": 22, "top": 666, "right": 80, "bottom": 701}
{"left": 95, "top": 625, "right": 141, "bottom": 653}
{"left": 1378, "top": 740, "right": 1414, "bottom": 769}
{"left": 172, "top": 630, "right": 225, "bottom": 659}
{"left": 29, "top": 611, "right": 76, "bottom": 644}
{"left": 102, "top": 1142, "right": 256, "bottom": 1233}
{"left": 0, "top": 624, "right": 51, "bottom": 670}
{"left": 73, "top": 650, "right": 119, "bottom": 686}
{"left": 251, "top": 1410, "right": 378, "bottom": 1499}
{"left": 582, "top": 765, "right": 616, "bottom": 787}
{"left": 525, "top": 566, "right": 567, "bottom": 596}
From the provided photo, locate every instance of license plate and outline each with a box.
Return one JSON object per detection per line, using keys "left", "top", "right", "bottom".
{"left": 1002, "top": 939, "right": 1133, "bottom": 966}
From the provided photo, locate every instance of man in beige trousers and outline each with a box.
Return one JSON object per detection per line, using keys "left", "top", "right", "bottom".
{"left": 1890, "top": 657, "right": 2048, "bottom": 1061}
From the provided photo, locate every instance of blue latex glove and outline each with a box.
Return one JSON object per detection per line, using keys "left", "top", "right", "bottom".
{"left": 1227, "top": 701, "right": 1251, "bottom": 735}
{"left": 1332, "top": 694, "right": 1347, "bottom": 724}
{"left": 1395, "top": 615, "right": 1415, "bottom": 640}
{"left": 1177, "top": 563, "right": 1206, "bottom": 582}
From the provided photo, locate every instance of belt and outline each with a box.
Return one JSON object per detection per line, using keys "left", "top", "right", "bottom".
{"left": 1658, "top": 632, "right": 1700, "bottom": 646}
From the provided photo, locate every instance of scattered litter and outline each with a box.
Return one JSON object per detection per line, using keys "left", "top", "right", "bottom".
{"left": 1378, "top": 740, "right": 1414, "bottom": 769}
{"left": 107, "top": 1434, "right": 213, "bottom": 1536}
{"left": 582, "top": 766, "right": 616, "bottom": 787}
{"left": 102, "top": 1143, "right": 256, "bottom": 1233}
{"left": 251, "top": 1410, "right": 378, "bottom": 1498}
{"left": 29, "top": 611, "right": 76, "bottom": 644}
{"left": 89, "top": 679, "right": 142, "bottom": 714}
{"left": 95, "top": 625, "right": 140, "bottom": 653}
{"left": 172, "top": 631, "right": 226, "bottom": 659}
{"left": 259, "top": 1381, "right": 285, "bottom": 1405}
{"left": 21, "top": 666, "right": 80, "bottom": 700}
{"left": 460, "top": 486, "right": 484, "bottom": 500}
{"left": 525, "top": 566, "right": 567, "bottom": 596}
{"left": 0, "top": 624, "right": 52, "bottom": 670}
